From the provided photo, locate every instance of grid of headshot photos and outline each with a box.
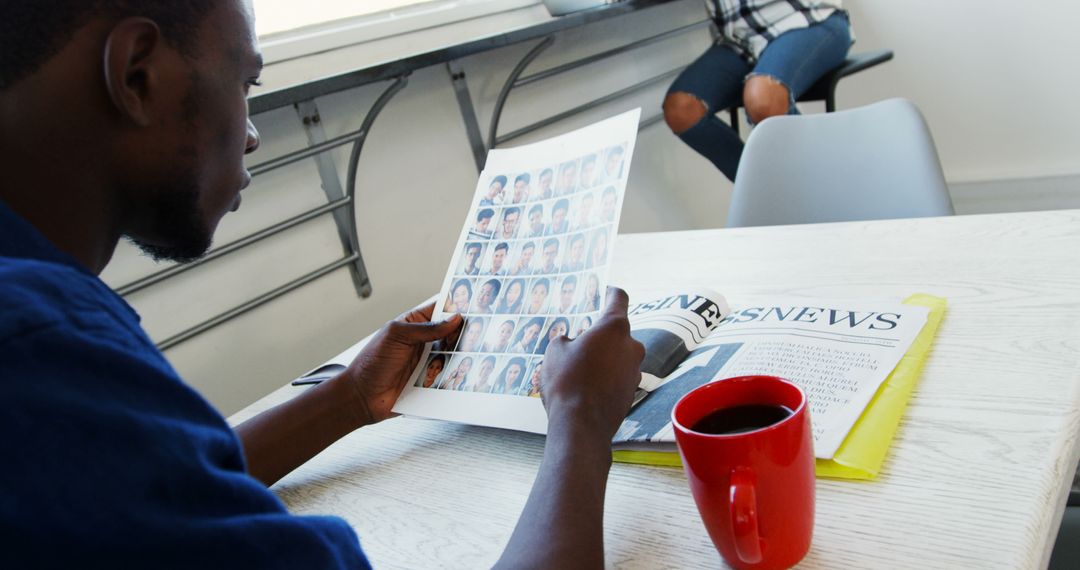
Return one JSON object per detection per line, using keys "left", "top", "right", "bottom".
{"left": 415, "top": 142, "right": 629, "bottom": 397}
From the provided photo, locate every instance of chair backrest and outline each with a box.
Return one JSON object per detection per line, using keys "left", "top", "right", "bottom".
{"left": 726, "top": 98, "right": 954, "bottom": 228}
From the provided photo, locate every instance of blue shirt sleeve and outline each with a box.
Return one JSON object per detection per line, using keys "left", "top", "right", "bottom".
{"left": 0, "top": 264, "right": 370, "bottom": 569}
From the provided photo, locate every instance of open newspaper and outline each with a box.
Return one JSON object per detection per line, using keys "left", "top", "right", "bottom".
{"left": 293, "top": 108, "right": 929, "bottom": 460}
{"left": 300, "top": 286, "right": 930, "bottom": 461}
{"left": 616, "top": 290, "right": 930, "bottom": 459}
{"left": 391, "top": 109, "right": 641, "bottom": 431}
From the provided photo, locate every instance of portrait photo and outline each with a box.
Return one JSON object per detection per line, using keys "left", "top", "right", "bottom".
{"left": 415, "top": 353, "right": 448, "bottom": 388}
{"left": 524, "top": 277, "right": 553, "bottom": 315}
{"left": 508, "top": 240, "right": 537, "bottom": 277}
{"left": 536, "top": 316, "right": 571, "bottom": 355}
{"left": 537, "top": 237, "right": 563, "bottom": 275}
{"left": 439, "top": 354, "right": 475, "bottom": 391}
{"left": 471, "top": 278, "right": 502, "bottom": 313}
{"left": 481, "top": 318, "right": 517, "bottom": 353}
{"left": 457, "top": 241, "right": 487, "bottom": 276}
{"left": 455, "top": 316, "right": 488, "bottom": 353}
{"left": 491, "top": 356, "right": 528, "bottom": 395}
{"left": 484, "top": 242, "right": 511, "bottom": 276}
{"left": 495, "top": 277, "right": 527, "bottom": 315}
{"left": 443, "top": 278, "right": 475, "bottom": 314}
{"left": 509, "top": 316, "right": 546, "bottom": 354}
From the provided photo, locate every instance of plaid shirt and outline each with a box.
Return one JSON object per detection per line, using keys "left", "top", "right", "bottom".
{"left": 706, "top": 0, "right": 846, "bottom": 61}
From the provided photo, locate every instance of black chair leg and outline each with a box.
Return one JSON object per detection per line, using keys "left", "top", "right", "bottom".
{"left": 729, "top": 107, "right": 740, "bottom": 137}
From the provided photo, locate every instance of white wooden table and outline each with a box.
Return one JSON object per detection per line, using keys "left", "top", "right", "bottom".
{"left": 230, "top": 210, "right": 1080, "bottom": 569}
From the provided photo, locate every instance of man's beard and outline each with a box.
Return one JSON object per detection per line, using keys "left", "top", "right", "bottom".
{"left": 125, "top": 174, "right": 213, "bottom": 264}
{"left": 127, "top": 73, "right": 214, "bottom": 264}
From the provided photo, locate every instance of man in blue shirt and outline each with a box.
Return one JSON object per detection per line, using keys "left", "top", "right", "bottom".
{"left": 0, "top": 1, "right": 645, "bottom": 567}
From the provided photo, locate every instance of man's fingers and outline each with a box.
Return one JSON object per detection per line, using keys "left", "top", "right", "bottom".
{"left": 393, "top": 313, "right": 462, "bottom": 343}
{"left": 602, "top": 286, "right": 630, "bottom": 317}
{"left": 402, "top": 300, "right": 437, "bottom": 323}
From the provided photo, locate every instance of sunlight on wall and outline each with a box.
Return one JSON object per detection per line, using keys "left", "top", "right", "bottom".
{"left": 253, "top": 0, "right": 437, "bottom": 36}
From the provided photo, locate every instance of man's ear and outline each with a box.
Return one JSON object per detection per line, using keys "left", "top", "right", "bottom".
{"left": 102, "top": 18, "right": 165, "bottom": 127}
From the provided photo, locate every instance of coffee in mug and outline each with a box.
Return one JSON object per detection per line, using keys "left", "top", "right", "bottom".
{"left": 672, "top": 375, "right": 815, "bottom": 570}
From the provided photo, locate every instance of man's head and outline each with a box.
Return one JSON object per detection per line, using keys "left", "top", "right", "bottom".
{"left": 487, "top": 175, "right": 507, "bottom": 199}
{"left": 475, "top": 208, "right": 494, "bottom": 233}
{"left": 490, "top": 242, "right": 509, "bottom": 273}
{"left": 538, "top": 168, "right": 553, "bottom": 193}
{"left": 462, "top": 243, "right": 482, "bottom": 271}
{"left": 568, "top": 233, "right": 586, "bottom": 264}
{"left": 1, "top": 0, "right": 263, "bottom": 268}
{"left": 541, "top": 238, "right": 559, "bottom": 272}
{"left": 517, "top": 241, "right": 535, "bottom": 270}
{"left": 605, "top": 145, "right": 624, "bottom": 177}
{"left": 577, "top": 193, "right": 594, "bottom": 225}
{"left": 557, "top": 161, "right": 577, "bottom": 194}
{"left": 528, "top": 204, "right": 544, "bottom": 232}
{"left": 551, "top": 199, "right": 569, "bottom": 229}
{"left": 579, "top": 154, "right": 597, "bottom": 188}
{"left": 500, "top": 207, "right": 520, "bottom": 238}
{"left": 601, "top": 187, "right": 617, "bottom": 222}
{"left": 513, "top": 173, "right": 530, "bottom": 202}
{"left": 559, "top": 275, "right": 577, "bottom": 310}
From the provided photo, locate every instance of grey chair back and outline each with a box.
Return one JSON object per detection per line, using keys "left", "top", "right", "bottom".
{"left": 726, "top": 98, "right": 954, "bottom": 228}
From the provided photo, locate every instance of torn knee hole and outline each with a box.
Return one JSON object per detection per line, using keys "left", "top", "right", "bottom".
{"left": 663, "top": 92, "right": 709, "bottom": 134}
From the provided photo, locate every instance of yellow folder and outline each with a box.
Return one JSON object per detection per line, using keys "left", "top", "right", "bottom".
{"left": 612, "top": 294, "right": 948, "bottom": 480}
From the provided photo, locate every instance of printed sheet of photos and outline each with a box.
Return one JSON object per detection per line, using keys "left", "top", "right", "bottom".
{"left": 394, "top": 109, "right": 641, "bottom": 434}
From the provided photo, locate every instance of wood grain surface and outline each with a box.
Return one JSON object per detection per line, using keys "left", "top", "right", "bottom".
{"left": 230, "top": 210, "right": 1080, "bottom": 569}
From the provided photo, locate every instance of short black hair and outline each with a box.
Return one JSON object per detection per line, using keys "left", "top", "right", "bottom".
{"left": 1, "top": 0, "right": 218, "bottom": 89}
{"left": 494, "top": 242, "right": 509, "bottom": 253}
{"left": 477, "top": 208, "right": 495, "bottom": 221}
{"left": 515, "top": 173, "right": 530, "bottom": 184}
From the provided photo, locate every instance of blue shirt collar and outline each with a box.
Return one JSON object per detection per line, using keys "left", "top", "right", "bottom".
{"left": 0, "top": 198, "right": 142, "bottom": 322}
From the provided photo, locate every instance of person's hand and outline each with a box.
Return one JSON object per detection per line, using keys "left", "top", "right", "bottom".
{"left": 338, "top": 302, "right": 462, "bottom": 426}
{"left": 540, "top": 287, "right": 645, "bottom": 440}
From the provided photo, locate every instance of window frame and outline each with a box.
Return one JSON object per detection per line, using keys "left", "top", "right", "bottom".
{"left": 257, "top": 0, "right": 542, "bottom": 65}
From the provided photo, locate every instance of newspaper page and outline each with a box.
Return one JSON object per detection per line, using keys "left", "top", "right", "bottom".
{"left": 392, "top": 109, "right": 642, "bottom": 433}
{"left": 615, "top": 294, "right": 930, "bottom": 460}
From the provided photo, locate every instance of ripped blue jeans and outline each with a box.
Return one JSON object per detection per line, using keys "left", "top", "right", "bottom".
{"left": 667, "top": 11, "right": 852, "bottom": 182}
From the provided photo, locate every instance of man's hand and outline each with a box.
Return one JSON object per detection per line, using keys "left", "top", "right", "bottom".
{"left": 339, "top": 302, "right": 462, "bottom": 426}
{"left": 540, "top": 287, "right": 645, "bottom": 440}
{"left": 494, "top": 287, "right": 645, "bottom": 570}
{"left": 236, "top": 301, "right": 460, "bottom": 487}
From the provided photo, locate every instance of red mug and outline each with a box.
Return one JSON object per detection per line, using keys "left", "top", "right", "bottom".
{"left": 672, "top": 375, "right": 815, "bottom": 570}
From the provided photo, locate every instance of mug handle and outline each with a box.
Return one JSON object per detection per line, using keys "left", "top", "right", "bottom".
{"left": 730, "top": 468, "right": 763, "bottom": 564}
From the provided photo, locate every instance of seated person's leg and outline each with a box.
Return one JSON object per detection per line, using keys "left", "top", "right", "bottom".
{"left": 663, "top": 43, "right": 751, "bottom": 182}
{"left": 744, "top": 11, "right": 853, "bottom": 125}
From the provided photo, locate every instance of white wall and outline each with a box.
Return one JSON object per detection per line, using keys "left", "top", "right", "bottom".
{"left": 841, "top": 0, "right": 1080, "bottom": 182}
{"left": 101, "top": 0, "right": 1080, "bottom": 415}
